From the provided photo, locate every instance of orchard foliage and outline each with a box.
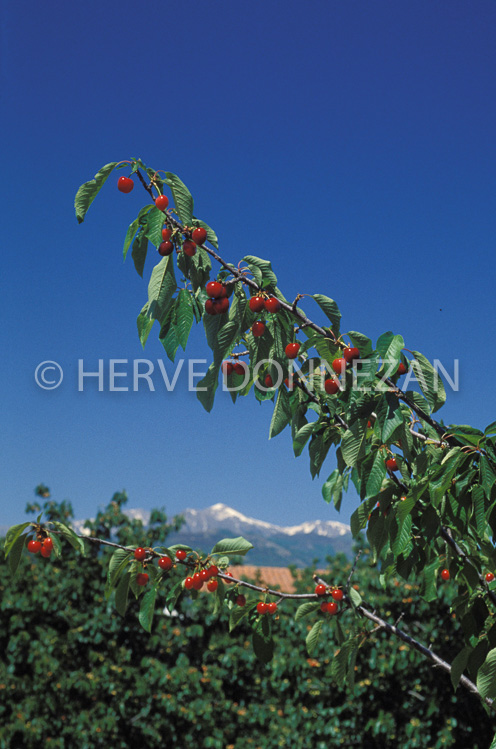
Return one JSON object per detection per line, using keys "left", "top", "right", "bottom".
{"left": 0, "top": 495, "right": 494, "bottom": 749}
{"left": 4, "top": 158, "right": 496, "bottom": 722}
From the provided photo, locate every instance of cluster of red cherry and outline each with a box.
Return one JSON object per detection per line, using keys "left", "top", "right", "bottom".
{"left": 315, "top": 584, "right": 344, "bottom": 615}
{"left": 27, "top": 536, "right": 54, "bottom": 558}
{"left": 205, "top": 281, "right": 230, "bottom": 316}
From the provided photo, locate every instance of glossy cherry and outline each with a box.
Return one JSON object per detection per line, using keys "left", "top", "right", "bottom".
{"left": 155, "top": 195, "right": 169, "bottom": 211}
{"left": 285, "top": 342, "right": 300, "bottom": 359}
{"left": 315, "top": 584, "right": 327, "bottom": 596}
{"left": 208, "top": 565, "right": 219, "bottom": 578}
{"left": 27, "top": 539, "right": 42, "bottom": 554}
{"left": 233, "top": 362, "right": 247, "bottom": 376}
{"left": 159, "top": 240, "right": 174, "bottom": 256}
{"left": 206, "top": 281, "right": 224, "bottom": 298}
{"left": 343, "top": 347, "right": 360, "bottom": 363}
{"left": 252, "top": 321, "right": 265, "bottom": 337}
{"left": 249, "top": 296, "right": 265, "bottom": 313}
{"left": 182, "top": 240, "right": 196, "bottom": 257}
{"left": 158, "top": 556, "right": 173, "bottom": 571}
{"left": 257, "top": 602, "right": 269, "bottom": 615}
{"left": 136, "top": 573, "right": 149, "bottom": 586}
{"left": 192, "top": 573, "right": 203, "bottom": 590}
{"left": 397, "top": 362, "right": 408, "bottom": 375}
{"left": 221, "top": 361, "right": 234, "bottom": 376}
{"left": 332, "top": 358, "right": 346, "bottom": 376}
{"left": 207, "top": 579, "right": 218, "bottom": 592}
{"left": 161, "top": 227, "right": 172, "bottom": 241}
{"left": 264, "top": 374, "right": 274, "bottom": 388}
{"left": 176, "top": 549, "right": 187, "bottom": 561}
{"left": 40, "top": 546, "right": 52, "bottom": 558}
{"left": 331, "top": 588, "right": 344, "bottom": 602}
{"left": 184, "top": 577, "right": 194, "bottom": 590}
{"left": 385, "top": 457, "right": 399, "bottom": 472}
{"left": 486, "top": 572, "right": 495, "bottom": 583}
{"left": 205, "top": 299, "right": 217, "bottom": 315}
{"left": 213, "top": 297, "right": 229, "bottom": 314}
{"left": 440, "top": 568, "right": 450, "bottom": 581}
{"left": 236, "top": 594, "right": 246, "bottom": 607}
{"left": 117, "top": 176, "right": 134, "bottom": 193}
{"left": 134, "top": 547, "right": 147, "bottom": 562}
{"left": 264, "top": 297, "right": 281, "bottom": 313}
{"left": 192, "top": 227, "right": 207, "bottom": 245}
{"left": 327, "top": 601, "right": 339, "bottom": 615}
{"left": 324, "top": 378, "right": 339, "bottom": 395}
{"left": 43, "top": 537, "right": 54, "bottom": 552}
{"left": 267, "top": 602, "right": 277, "bottom": 615}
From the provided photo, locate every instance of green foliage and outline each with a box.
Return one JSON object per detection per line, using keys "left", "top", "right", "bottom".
{"left": 1, "top": 501, "right": 495, "bottom": 749}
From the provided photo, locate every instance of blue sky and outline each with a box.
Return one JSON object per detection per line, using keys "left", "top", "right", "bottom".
{"left": 1, "top": 0, "right": 496, "bottom": 532}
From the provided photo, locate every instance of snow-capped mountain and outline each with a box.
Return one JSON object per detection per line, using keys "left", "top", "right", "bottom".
{"left": 2, "top": 504, "right": 353, "bottom": 568}
{"left": 168, "top": 503, "right": 353, "bottom": 567}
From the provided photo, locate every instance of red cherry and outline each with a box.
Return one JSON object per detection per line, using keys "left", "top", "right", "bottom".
{"left": 320, "top": 601, "right": 329, "bottom": 613}
{"left": 155, "top": 195, "right": 169, "bottom": 211}
{"left": 200, "top": 569, "right": 209, "bottom": 581}
{"left": 397, "top": 362, "right": 408, "bottom": 375}
{"left": 284, "top": 377, "right": 295, "bottom": 390}
{"left": 332, "top": 358, "right": 346, "bottom": 376}
{"left": 207, "top": 579, "right": 218, "bottom": 592}
{"left": 249, "top": 296, "right": 265, "bottom": 313}
{"left": 385, "top": 457, "right": 399, "bottom": 472}
{"left": 331, "top": 588, "right": 344, "bottom": 602}
{"left": 27, "top": 539, "right": 42, "bottom": 554}
{"left": 192, "top": 573, "right": 203, "bottom": 590}
{"left": 40, "top": 545, "right": 52, "bottom": 558}
{"left": 327, "top": 601, "right": 339, "bottom": 615}
{"left": 367, "top": 420, "right": 373, "bottom": 428}
{"left": 233, "top": 362, "right": 247, "bottom": 376}
{"left": 136, "top": 572, "right": 149, "bottom": 587}
{"left": 224, "top": 571, "right": 235, "bottom": 583}
{"left": 252, "top": 321, "right": 265, "bottom": 338}
{"left": 486, "top": 572, "right": 495, "bottom": 583}
{"left": 134, "top": 547, "right": 146, "bottom": 562}
{"left": 324, "top": 378, "right": 340, "bottom": 395}
{"left": 264, "top": 374, "right": 274, "bottom": 388}
{"left": 184, "top": 577, "right": 194, "bottom": 590}
{"left": 158, "top": 556, "right": 173, "bottom": 571}
{"left": 192, "top": 227, "right": 207, "bottom": 245}
{"left": 236, "top": 594, "right": 246, "bottom": 607}
{"left": 315, "top": 584, "right": 327, "bottom": 596}
{"left": 264, "top": 297, "right": 281, "bottom": 313}
{"left": 161, "top": 227, "right": 172, "bottom": 241}
{"left": 267, "top": 602, "right": 277, "bottom": 615}
{"left": 176, "top": 549, "right": 187, "bottom": 561}
{"left": 440, "top": 568, "right": 450, "bottom": 581}
{"left": 159, "top": 240, "right": 174, "bottom": 256}
{"left": 257, "top": 602, "right": 268, "bottom": 615}
{"left": 343, "top": 347, "right": 360, "bottom": 364}
{"left": 285, "top": 342, "right": 300, "bottom": 359}
{"left": 43, "top": 537, "right": 54, "bottom": 552}
{"left": 213, "top": 297, "right": 229, "bottom": 314}
{"left": 205, "top": 299, "right": 217, "bottom": 315}
{"left": 206, "top": 281, "right": 224, "bottom": 298}
{"left": 208, "top": 565, "right": 219, "bottom": 578}
{"left": 221, "top": 361, "right": 234, "bottom": 376}
{"left": 183, "top": 240, "right": 197, "bottom": 257}
{"left": 117, "top": 176, "right": 134, "bottom": 193}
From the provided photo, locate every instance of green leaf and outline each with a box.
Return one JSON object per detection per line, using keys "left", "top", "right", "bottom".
{"left": 410, "top": 350, "right": 447, "bottom": 413}
{"left": 480, "top": 456, "right": 496, "bottom": 499}
{"left": 269, "top": 387, "right": 292, "bottom": 439}
{"left": 477, "top": 647, "right": 496, "bottom": 700}
{"left": 107, "top": 547, "right": 133, "bottom": 589}
{"left": 173, "top": 289, "right": 194, "bottom": 350}
{"left": 165, "top": 172, "right": 194, "bottom": 225}
{"left": 143, "top": 206, "right": 165, "bottom": 248}
{"left": 306, "top": 619, "right": 324, "bottom": 656}
{"left": 377, "top": 333, "right": 404, "bottom": 375}
{"left": 147, "top": 255, "right": 177, "bottom": 321}
{"left": 8, "top": 533, "right": 28, "bottom": 575}
{"left": 341, "top": 422, "right": 366, "bottom": 468}
{"left": 450, "top": 645, "right": 471, "bottom": 691}
{"left": 348, "top": 587, "right": 362, "bottom": 608}
{"left": 123, "top": 216, "right": 140, "bottom": 260}
{"left": 312, "top": 294, "right": 341, "bottom": 332}
{"left": 252, "top": 629, "right": 274, "bottom": 664}
{"left": 242, "top": 256, "right": 278, "bottom": 289}
{"left": 420, "top": 559, "right": 439, "bottom": 603}
{"left": 295, "top": 602, "right": 321, "bottom": 621}
{"left": 139, "top": 586, "right": 158, "bottom": 633}
{"left": 360, "top": 450, "right": 386, "bottom": 500}
{"left": 331, "top": 641, "right": 352, "bottom": 685}
{"left": 50, "top": 521, "right": 86, "bottom": 555}
{"left": 166, "top": 581, "right": 184, "bottom": 612}
{"left": 196, "top": 361, "right": 220, "bottom": 413}
{"left": 367, "top": 512, "right": 388, "bottom": 563}
{"left": 350, "top": 496, "right": 377, "bottom": 537}
{"left": 375, "top": 392, "right": 404, "bottom": 443}
{"left": 229, "top": 600, "right": 258, "bottom": 631}
{"left": 74, "top": 162, "right": 117, "bottom": 223}
{"left": 322, "top": 468, "right": 347, "bottom": 511}
{"left": 392, "top": 514, "right": 412, "bottom": 557}
{"left": 211, "top": 537, "right": 254, "bottom": 557}
{"left": 293, "top": 422, "right": 315, "bottom": 457}
{"left": 4, "top": 522, "right": 31, "bottom": 557}
{"left": 131, "top": 230, "right": 149, "bottom": 278}
{"left": 137, "top": 302, "right": 155, "bottom": 348}
{"left": 115, "top": 571, "right": 131, "bottom": 616}
{"left": 472, "top": 485, "right": 486, "bottom": 535}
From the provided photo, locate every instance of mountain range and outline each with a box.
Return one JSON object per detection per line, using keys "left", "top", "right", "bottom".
{"left": 2, "top": 503, "right": 353, "bottom": 567}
